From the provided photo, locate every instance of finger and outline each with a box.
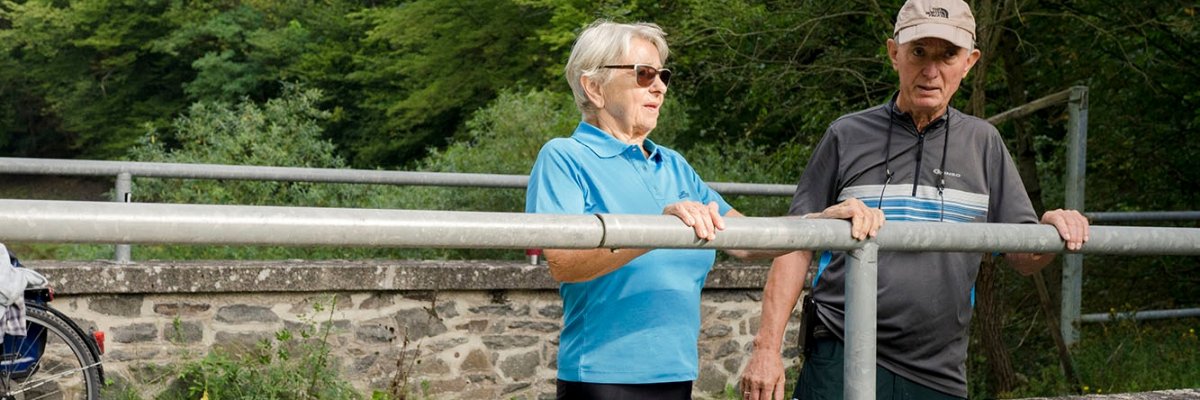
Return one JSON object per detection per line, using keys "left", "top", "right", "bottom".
{"left": 773, "top": 379, "right": 786, "bottom": 400}
{"left": 709, "top": 202, "right": 726, "bottom": 231}
{"left": 700, "top": 205, "right": 717, "bottom": 240}
{"left": 1071, "top": 213, "right": 1088, "bottom": 250}
{"left": 870, "top": 208, "right": 885, "bottom": 237}
{"left": 1070, "top": 213, "right": 1089, "bottom": 247}
{"left": 693, "top": 206, "right": 711, "bottom": 239}
{"left": 1048, "top": 211, "right": 1072, "bottom": 244}
{"left": 688, "top": 206, "right": 710, "bottom": 239}
{"left": 1080, "top": 214, "right": 1090, "bottom": 243}
{"left": 865, "top": 206, "right": 878, "bottom": 237}
{"left": 851, "top": 209, "right": 866, "bottom": 240}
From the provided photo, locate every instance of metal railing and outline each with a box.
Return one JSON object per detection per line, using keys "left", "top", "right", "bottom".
{"left": 2, "top": 199, "right": 1199, "bottom": 400}
{"left": 0, "top": 157, "right": 796, "bottom": 196}
{"left": 1088, "top": 211, "right": 1200, "bottom": 223}
{"left": 1078, "top": 211, "right": 1200, "bottom": 324}
{"left": 0, "top": 157, "right": 795, "bottom": 263}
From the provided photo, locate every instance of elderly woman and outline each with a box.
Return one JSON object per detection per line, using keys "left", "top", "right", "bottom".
{"left": 526, "top": 20, "right": 882, "bottom": 399}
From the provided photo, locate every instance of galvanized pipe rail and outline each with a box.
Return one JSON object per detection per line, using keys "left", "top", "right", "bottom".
{"left": 4, "top": 200, "right": 1199, "bottom": 254}
{"left": 3, "top": 199, "right": 1200, "bottom": 400}
{"left": 1080, "top": 210, "right": 1200, "bottom": 324}
{"left": 1088, "top": 211, "right": 1200, "bottom": 223}
{"left": 1081, "top": 308, "right": 1200, "bottom": 323}
{"left": 0, "top": 157, "right": 794, "bottom": 264}
{"left": 0, "top": 157, "right": 796, "bottom": 196}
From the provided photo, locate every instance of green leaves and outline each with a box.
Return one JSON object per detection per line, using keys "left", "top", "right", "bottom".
{"left": 129, "top": 84, "right": 345, "bottom": 207}
{"left": 1, "top": 0, "right": 1196, "bottom": 214}
{"left": 347, "top": 0, "right": 557, "bottom": 166}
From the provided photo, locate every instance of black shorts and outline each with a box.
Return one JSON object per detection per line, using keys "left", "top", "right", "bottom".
{"left": 556, "top": 379, "right": 692, "bottom": 400}
{"left": 792, "top": 337, "right": 964, "bottom": 400}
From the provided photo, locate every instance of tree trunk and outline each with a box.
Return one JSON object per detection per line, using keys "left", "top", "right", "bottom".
{"left": 976, "top": 253, "right": 1017, "bottom": 393}
{"left": 966, "top": 1, "right": 1020, "bottom": 397}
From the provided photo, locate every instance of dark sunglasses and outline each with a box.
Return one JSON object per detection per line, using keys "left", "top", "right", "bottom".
{"left": 601, "top": 64, "right": 671, "bottom": 87}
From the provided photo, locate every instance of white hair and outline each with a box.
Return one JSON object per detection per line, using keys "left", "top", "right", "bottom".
{"left": 564, "top": 20, "right": 669, "bottom": 117}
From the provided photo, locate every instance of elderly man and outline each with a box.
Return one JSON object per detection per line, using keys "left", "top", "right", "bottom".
{"left": 739, "top": 0, "right": 1090, "bottom": 399}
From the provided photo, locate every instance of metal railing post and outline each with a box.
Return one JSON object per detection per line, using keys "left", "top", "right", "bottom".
{"left": 1062, "top": 86, "right": 1088, "bottom": 346}
{"left": 114, "top": 172, "right": 132, "bottom": 263}
{"left": 844, "top": 241, "right": 878, "bottom": 400}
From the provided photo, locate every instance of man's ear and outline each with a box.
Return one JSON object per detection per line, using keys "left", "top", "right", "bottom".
{"left": 582, "top": 75, "right": 605, "bottom": 109}
{"left": 963, "top": 48, "right": 982, "bottom": 76}
{"left": 886, "top": 38, "right": 900, "bottom": 71}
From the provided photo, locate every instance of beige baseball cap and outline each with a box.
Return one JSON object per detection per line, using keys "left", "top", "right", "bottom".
{"left": 894, "top": 0, "right": 976, "bottom": 49}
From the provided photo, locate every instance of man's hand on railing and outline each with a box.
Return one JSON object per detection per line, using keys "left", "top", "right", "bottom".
{"left": 1007, "top": 208, "right": 1091, "bottom": 275}
{"left": 804, "top": 198, "right": 885, "bottom": 241}
{"left": 1042, "top": 209, "right": 1090, "bottom": 251}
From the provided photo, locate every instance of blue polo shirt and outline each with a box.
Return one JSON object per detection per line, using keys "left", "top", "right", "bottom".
{"left": 526, "top": 121, "right": 732, "bottom": 383}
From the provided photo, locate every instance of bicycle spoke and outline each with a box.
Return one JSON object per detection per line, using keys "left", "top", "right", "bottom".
{"left": 3, "top": 305, "right": 101, "bottom": 400}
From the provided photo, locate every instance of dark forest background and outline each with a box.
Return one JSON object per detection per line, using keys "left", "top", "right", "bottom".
{"left": 2, "top": 1, "right": 1197, "bottom": 397}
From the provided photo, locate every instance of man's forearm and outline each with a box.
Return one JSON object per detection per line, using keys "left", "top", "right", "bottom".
{"left": 752, "top": 251, "right": 813, "bottom": 351}
{"left": 1005, "top": 251, "right": 1056, "bottom": 276}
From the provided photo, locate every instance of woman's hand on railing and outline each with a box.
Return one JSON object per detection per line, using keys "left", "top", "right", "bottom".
{"left": 663, "top": 201, "right": 725, "bottom": 241}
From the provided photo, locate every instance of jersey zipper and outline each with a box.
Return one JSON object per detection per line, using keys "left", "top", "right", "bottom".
{"left": 912, "top": 132, "right": 925, "bottom": 196}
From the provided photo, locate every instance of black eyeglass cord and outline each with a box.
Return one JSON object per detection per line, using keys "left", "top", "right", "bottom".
{"left": 938, "top": 113, "right": 950, "bottom": 222}
{"left": 879, "top": 113, "right": 896, "bottom": 210}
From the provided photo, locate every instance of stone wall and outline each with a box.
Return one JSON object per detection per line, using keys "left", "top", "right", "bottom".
{"left": 34, "top": 260, "right": 805, "bottom": 399}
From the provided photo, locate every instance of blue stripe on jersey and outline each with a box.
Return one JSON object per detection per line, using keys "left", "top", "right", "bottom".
{"left": 861, "top": 197, "right": 985, "bottom": 222}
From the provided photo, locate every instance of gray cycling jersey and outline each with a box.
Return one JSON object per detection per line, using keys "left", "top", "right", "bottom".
{"left": 789, "top": 99, "right": 1037, "bottom": 397}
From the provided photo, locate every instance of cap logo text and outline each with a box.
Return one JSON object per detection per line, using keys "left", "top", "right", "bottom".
{"left": 926, "top": 7, "right": 949, "bottom": 18}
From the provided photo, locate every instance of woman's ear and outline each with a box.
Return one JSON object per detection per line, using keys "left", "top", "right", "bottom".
{"left": 582, "top": 75, "right": 605, "bottom": 109}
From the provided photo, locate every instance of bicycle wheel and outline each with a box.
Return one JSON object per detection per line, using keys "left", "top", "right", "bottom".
{"left": 1, "top": 304, "right": 102, "bottom": 400}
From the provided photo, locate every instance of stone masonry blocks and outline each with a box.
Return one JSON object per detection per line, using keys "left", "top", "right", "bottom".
{"left": 36, "top": 261, "right": 789, "bottom": 400}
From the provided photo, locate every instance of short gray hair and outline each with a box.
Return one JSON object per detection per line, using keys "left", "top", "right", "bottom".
{"left": 565, "top": 20, "right": 669, "bottom": 117}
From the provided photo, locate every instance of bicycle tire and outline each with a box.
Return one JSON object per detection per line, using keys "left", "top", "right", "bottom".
{"left": 1, "top": 303, "right": 102, "bottom": 400}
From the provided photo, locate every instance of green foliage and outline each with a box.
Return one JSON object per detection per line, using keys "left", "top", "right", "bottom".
{"left": 3, "top": 0, "right": 1198, "bottom": 396}
{"left": 119, "top": 85, "right": 437, "bottom": 260}
{"left": 412, "top": 88, "right": 577, "bottom": 213}
{"left": 130, "top": 84, "right": 348, "bottom": 205}
{"left": 152, "top": 297, "right": 362, "bottom": 400}
{"left": 0, "top": 0, "right": 188, "bottom": 158}
{"left": 347, "top": 0, "right": 557, "bottom": 166}
{"left": 996, "top": 318, "right": 1200, "bottom": 398}
{"left": 684, "top": 138, "right": 810, "bottom": 217}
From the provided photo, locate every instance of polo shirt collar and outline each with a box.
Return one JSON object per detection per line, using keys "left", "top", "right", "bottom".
{"left": 571, "top": 121, "right": 662, "bottom": 160}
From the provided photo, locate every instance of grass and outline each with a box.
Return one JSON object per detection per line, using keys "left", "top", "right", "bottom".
{"left": 715, "top": 318, "right": 1197, "bottom": 399}
{"left": 970, "top": 316, "right": 1200, "bottom": 398}
{"left": 1032, "top": 317, "right": 1198, "bottom": 396}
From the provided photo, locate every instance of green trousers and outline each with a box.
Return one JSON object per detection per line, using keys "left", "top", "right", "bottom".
{"left": 791, "top": 337, "right": 966, "bottom": 400}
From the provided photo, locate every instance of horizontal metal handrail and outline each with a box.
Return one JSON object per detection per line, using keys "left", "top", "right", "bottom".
{"left": 3, "top": 200, "right": 1199, "bottom": 255}
{"left": 0, "top": 157, "right": 796, "bottom": 197}
{"left": 1087, "top": 211, "right": 1200, "bottom": 223}
{"left": 1081, "top": 307, "right": 1200, "bottom": 323}
{"left": 3, "top": 198, "right": 1198, "bottom": 400}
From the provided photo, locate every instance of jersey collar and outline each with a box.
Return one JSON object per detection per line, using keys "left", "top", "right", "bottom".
{"left": 886, "top": 93, "right": 953, "bottom": 134}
